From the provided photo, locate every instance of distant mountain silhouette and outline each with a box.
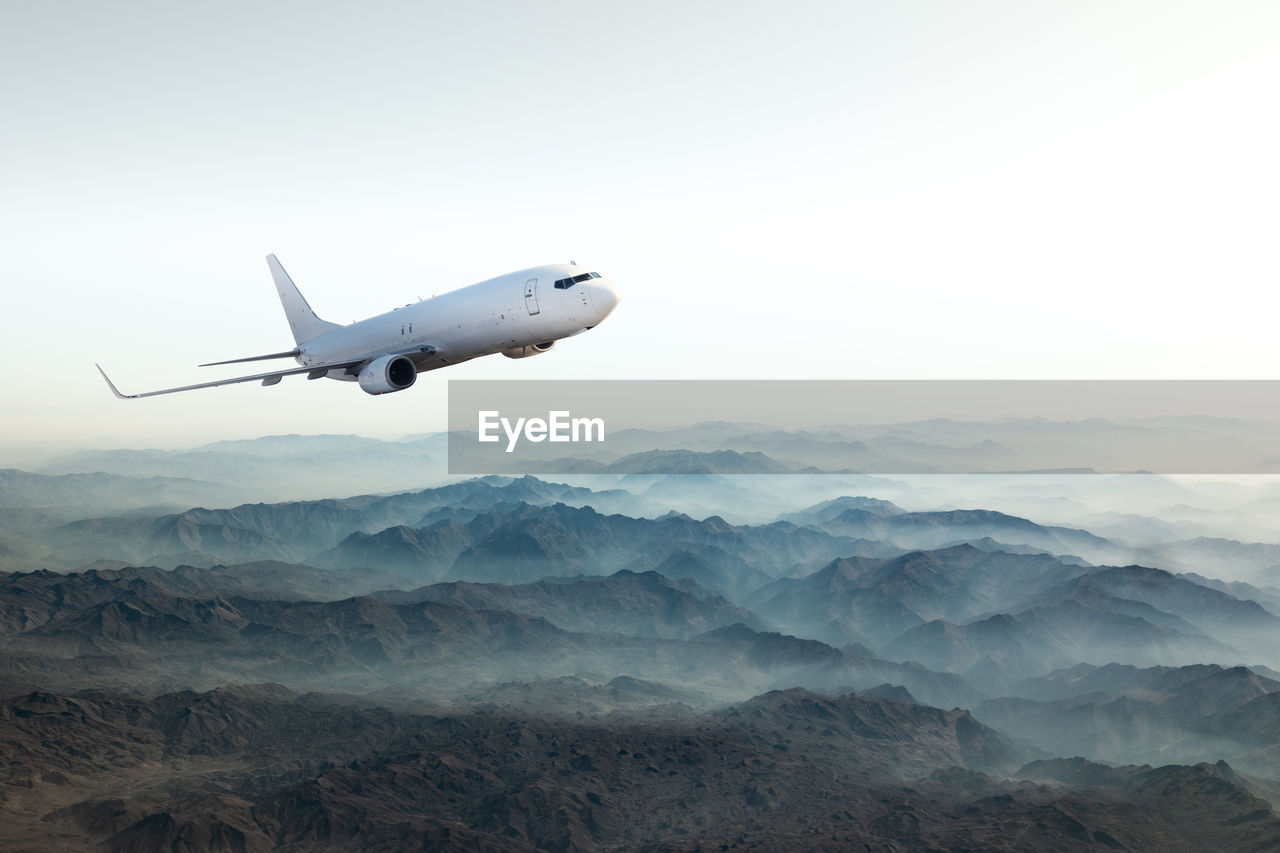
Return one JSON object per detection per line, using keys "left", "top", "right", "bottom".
{"left": 31, "top": 433, "right": 446, "bottom": 504}
{"left": 806, "top": 506, "right": 1120, "bottom": 563}
{"left": 45, "top": 476, "right": 656, "bottom": 569}
{"left": 0, "top": 468, "right": 235, "bottom": 520}
{"left": 777, "top": 494, "right": 905, "bottom": 526}
{"left": 553, "top": 448, "right": 797, "bottom": 474}
{"left": 322, "top": 501, "right": 881, "bottom": 594}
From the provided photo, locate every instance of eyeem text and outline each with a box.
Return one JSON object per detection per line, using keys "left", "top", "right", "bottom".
{"left": 478, "top": 410, "right": 606, "bottom": 453}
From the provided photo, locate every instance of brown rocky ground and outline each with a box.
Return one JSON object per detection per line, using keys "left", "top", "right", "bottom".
{"left": 2, "top": 684, "right": 1278, "bottom": 852}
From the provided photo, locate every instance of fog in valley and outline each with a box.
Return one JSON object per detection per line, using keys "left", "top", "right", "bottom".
{"left": 4, "top": 424, "right": 1280, "bottom": 850}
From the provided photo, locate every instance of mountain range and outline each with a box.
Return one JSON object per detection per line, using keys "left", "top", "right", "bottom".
{"left": 4, "top": 448, "right": 1280, "bottom": 849}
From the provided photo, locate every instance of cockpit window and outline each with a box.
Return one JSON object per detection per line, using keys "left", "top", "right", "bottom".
{"left": 554, "top": 272, "right": 601, "bottom": 289}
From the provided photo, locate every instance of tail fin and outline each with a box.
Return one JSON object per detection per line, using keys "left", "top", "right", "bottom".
{"left": 267, "top": 254, "right": 341, "bottom": 345}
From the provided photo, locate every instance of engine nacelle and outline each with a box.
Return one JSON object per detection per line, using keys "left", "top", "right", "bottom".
{"left": 502, "top": 341, "right": 556, "bottom": 359}
{"left": 358, "top": 354, "right": 417, "bottom": 395}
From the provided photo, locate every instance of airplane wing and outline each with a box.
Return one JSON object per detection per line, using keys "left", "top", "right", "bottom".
{"left": 95, "top": 359, "right": 366, "bottom": 399}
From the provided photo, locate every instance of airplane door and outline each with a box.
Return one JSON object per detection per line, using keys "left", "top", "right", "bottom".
{"left": 524, "top": 278, "right": 540, "bottom": 315}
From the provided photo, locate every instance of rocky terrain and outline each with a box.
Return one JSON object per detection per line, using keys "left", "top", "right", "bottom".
{"left": 5, "top": 683, "right": 1280, "bottom": 852}
{"left": 3, "top": 461, "right": 1280, "bottom": 849}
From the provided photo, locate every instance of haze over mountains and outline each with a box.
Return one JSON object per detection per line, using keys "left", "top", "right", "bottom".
{"left": 453, "top": 414, "right": 1280, "bottom": 478}
{"left": 3, "top": 430, "right": 1280, "bottom": 850}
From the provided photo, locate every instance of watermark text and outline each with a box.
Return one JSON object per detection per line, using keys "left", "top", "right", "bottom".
{"left": 478, "top": 410, "right": 605, "bottom": 453}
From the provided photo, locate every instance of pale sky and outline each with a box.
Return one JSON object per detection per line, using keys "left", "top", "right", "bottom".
{"left": 2, "top": 1, "right": 1278, "bottom": 452}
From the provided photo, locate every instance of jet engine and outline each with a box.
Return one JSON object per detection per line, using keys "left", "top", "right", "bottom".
{"left": 358, "top": 354, "right": 417, "bottom": 395}
{"left": 502, "top": 341, "right": 556, "bottom": 359}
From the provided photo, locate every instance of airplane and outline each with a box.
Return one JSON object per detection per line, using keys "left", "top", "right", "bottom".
{"left": 97, "top": 255, "right": 622, "bottom": 398}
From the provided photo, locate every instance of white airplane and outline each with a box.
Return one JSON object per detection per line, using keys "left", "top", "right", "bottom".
{"left": 97, "top": 255, "right": 622, "bottom": 398}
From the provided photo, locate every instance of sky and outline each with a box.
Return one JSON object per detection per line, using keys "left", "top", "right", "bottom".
{"left": 2, "top": 1, "right": 1278, "bottom": 454}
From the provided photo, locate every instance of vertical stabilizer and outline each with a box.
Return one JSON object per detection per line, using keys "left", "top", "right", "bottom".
{"left": 267, "top": 254, "right": 341, "bottom": 345}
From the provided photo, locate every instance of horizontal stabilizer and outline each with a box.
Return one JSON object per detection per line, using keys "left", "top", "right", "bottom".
{"left": 200, "top": 349, "right": 301, "bottom": 367}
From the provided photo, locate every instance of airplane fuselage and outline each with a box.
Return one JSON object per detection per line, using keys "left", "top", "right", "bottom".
{"left": 303, "top": 263, "right": 619, "bottom": 378}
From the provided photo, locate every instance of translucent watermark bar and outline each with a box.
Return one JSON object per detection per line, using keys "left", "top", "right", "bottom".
{"left": 448, "top": 380, "right": 1280, "bottom": 475}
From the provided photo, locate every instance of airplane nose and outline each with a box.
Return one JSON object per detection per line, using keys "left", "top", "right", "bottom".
{"left": 588, "top": 279, "right": 622, "bottom": 318}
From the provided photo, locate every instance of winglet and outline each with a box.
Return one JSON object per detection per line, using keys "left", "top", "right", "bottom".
{"left": 95, "top": 363, "right": 134, "bottom": 400}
